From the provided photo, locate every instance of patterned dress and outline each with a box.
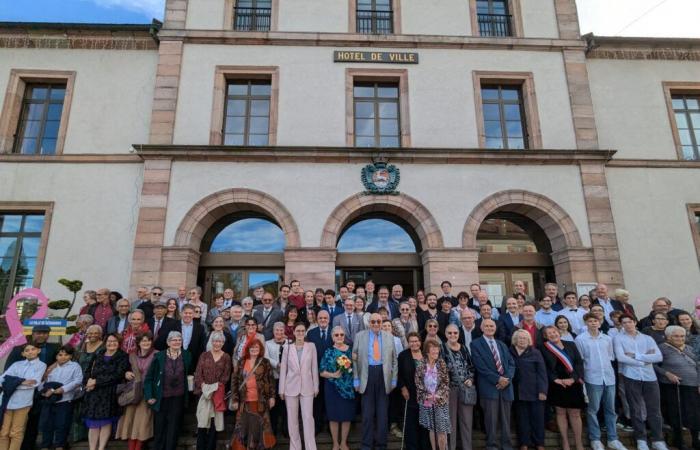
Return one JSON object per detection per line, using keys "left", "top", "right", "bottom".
{"left": 320, "top": 346, "right": 355, "bottom": 422}
{"left": 416, "top": 359, "right": 451, "bottom": 433}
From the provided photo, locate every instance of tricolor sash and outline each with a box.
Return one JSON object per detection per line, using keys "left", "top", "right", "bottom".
{"left": 544, "top": 341, "right": 574, "bottom": 374}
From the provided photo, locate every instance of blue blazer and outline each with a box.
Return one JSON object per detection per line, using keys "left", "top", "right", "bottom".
{"left": 497, "top": 313, "right": 523, "bottom": 343}
{"left": 306, "top": 326, "right": 333, "bottom": 365}
{"left": 321, "top": 303, "right": 344, "bottom": 324}
{"left": 366, "top": 300, "right": 400, "bottom": 319}
{"left": 470, "top": 337, "right": 515, "bottom": 401}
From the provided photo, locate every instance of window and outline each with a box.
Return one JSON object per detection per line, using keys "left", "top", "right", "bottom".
{"left": 672, "top": 94, "right": 700, "bottom": 160}
{"left": 233, "top": 0, "right": 272, "bottom": 31}
{"left": 223, "top": 80, "right": 271, "bottom": 146}
{"left": 689, "top": 205, "right": 700, "bottom": 268}
{"left": 0, "top": 70, "right": 75, "bottom": 155}
{"left": 356, "top": 0, "right": 393, "bottom": 34}
{"left": 0, "top": 213, "right": 46, "bottom": 308}
{"left": 338, "top": 218, "right": 417, "bottom": 252}
{"left": 353, "top": 82, "right": 400, "bottom": 148}
{"left": 481, "top": 84, "right": 527, "bottom": 149}
{"left": 476, "top": 0, "right": 512, "bottom": 36}
{"left": 209, "top": 218, "right": 284, "bottom": 252}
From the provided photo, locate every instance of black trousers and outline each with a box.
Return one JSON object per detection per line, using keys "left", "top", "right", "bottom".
{"left": 313, "top": 381, "right": 326, "bottom": 434}
{"left": 196, "top": 420, "right": 217, "bottom": 450}
{"left": 269, "top": 380, "right": 286, "bottom": 436}
{"left": 402, "top": 402, "right": 430, "bottom": 450}
{"left": 361, "top": 365, "right": 388, "bottom": 450}
{"left": 514, "top": 400, "right": 545, "bottom": 447}
{"left": 153, "top": 395, "right": 185, "bottom": 450}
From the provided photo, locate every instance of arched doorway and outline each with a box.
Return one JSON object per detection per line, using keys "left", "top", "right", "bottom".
{"left": 477, "top": 213, "right": 554, "bottom": 307}
{"left": 199, "top": 214, "right": 284, "bottom": 303}
{"left": 336, "top": 215, "right": 423, "bottom": 295}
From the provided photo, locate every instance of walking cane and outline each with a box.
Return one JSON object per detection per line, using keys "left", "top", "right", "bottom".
{"left": 400, "top": 398, "right": 408, "bottom": 450}
{"left": 676, "top": 383, "right": 684, "bottom": 444}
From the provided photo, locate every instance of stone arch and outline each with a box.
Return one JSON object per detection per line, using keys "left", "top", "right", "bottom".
{"left": 174, "top": 188, "right": 301, "bottom": 250}
{"left": 321, "top": 193, "right": 444, "bottom": 250}
{"left": 462, "top": 190, "right": 583, "bottom": 251}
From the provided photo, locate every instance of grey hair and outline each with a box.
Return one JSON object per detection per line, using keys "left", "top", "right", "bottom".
{"left": 273, "top": 321, "right": 285, "bottom": 331}
{"left": 167, "top": 331, "right": 183, "bottom": 342}
{"left": 511, "top": 329, "right": 533, "bottom": 346}
{"left": 129, "top": 309, "right": 145, "bottom": 320}
{"left": 614, "top": 289, "right": 630, "bottom": 298}
{"left": 209, "top": 331, "right": 226, "bottom": 342}
{"left": 241, "top": 296, "right": 253, "bottom": 305}
{"left": 665, "top": 325, "right": 686, "bottom": 338}
{"left": 78, "top": 314, "right": 94, "bottom": 325}
{"left": 86, "top": 324, "right": 103, "bottom": 335}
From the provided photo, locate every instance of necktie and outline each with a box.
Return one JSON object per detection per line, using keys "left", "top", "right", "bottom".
{"left": 373, "top": 334, "right": 381, "bottom": 361}
{"left": 279, "top": 344, "right": 284, "bottom": 363}
{"left": 154, "top": 320, "right": 161, "bottom": 337}
{"left": 490, "top": 340, "right": 504, "bottom": 375}
{"left": 321, "top": 329, "right": 326, "bottom": 341}
{"left": 347, "top": 315, "right": 353, "bottom": 330}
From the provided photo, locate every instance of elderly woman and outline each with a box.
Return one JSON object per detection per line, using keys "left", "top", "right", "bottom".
{"left": 67, "top": 314, "right": 95, "bottom": 348}
{"left": 643, "top": 311, "right": 669, "bottom": 344}
{"left": 393, "top": 302, "right": 418, "bottom": 348}
{"left": 423, "top": 318, "right": 443, "bottom": 343}
{"left": 116, "top": 332, "right": 157, "bottom": 450}
{"left": 121, "top": 310, "right": 150, "bottom": 354}
{"left": 320, "top": 325, "right": 355, "bottom": 450}
{"left": 71, "top": 324, "right": 105, "bottom": 442}
{"left": 187, "top": 287, "right": 208, "bottom": 321}
{"left": 79, "top": 290, "right": 98, "bottom": 316}
{"left": 541, "top": 326, "right": 585, "bottom": 450}
{"left": 194, "top": 331, "right": 232, "bottom": 450}
{"left": 206, "top": 316, "right": 235, "bottom": 355}
{"left": 442, "top": 324, "right": 475, "bottom": 450}
{"left": 145, "top": 331, "right": 192, "bottom": 450}
{"left": 416, "top": 339, "right": 450, "bottom": 450}
{"left": 613, "top": 289, "right": 636, "bottom": 319}
{"left": 241, "top": 297, "right": 255, "bottom": 319}
{"left": 510, "top": 329, "right": 548, "bottom": 450}
{"left": 82, "top": 332, "right": 130, "bottom": 450}
{"left": 231, "top": 339, "right": 276, "bottom": 450}
{"left": 654, "top": 325, "right": 700, "bottom": 450}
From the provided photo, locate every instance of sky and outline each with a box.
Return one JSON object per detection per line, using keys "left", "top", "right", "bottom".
{"left": 1, "top": 0, "right": 700, "bottom": 38}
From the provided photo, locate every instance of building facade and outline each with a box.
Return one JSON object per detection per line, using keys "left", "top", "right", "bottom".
{"left": 0, "top": 0, "right": 699, "bottom": 312}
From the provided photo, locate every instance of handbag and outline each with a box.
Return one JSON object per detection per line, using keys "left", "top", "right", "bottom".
{"left": 444, "top": 343, "right": 477, "bottom": 406}
{"left": 74, "top": 354, "right": 98, "bottom": 401}
{"left": 117, "top": 354, "right": 143, "bottom": 407}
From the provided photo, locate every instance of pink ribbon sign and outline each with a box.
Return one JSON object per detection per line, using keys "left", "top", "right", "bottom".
{"left": 0, "top": 288, "right": 49, "bottom": 359}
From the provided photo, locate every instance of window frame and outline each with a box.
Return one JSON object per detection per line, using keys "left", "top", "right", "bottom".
{"left": 210, "top": 66, "right": 279, "bottom": 146}
{"left": 0, "top": 70, "right": 76, "bottom": 155}
{"left": 346, "top": 68, "right": 410, "bottom": 147}
{"left": 348, "top": 0, "right": 402, "bottom": 34}
{"left": 473, "top": 71, "right": 542, "bottom": 150}
{"left": 225, "top": 0, "right": 278, "bottom": 31}
{"left": 663, "top": 82, "right": 700, "bottom": 161}
{"left": 689, "top": 204, "right": 700, "bottom": 269}
{"left": 222, "top": 80, "right": 272, "bottom": 146}
{"left": 352, "top": 81, "right": 401, "bottom": 148}
{"left": 468, "top": 0, "right": 523, "bottom": 38}
{"left": 0, "top": 202, "right": 53, "bottom": 309}
{"left": 13, "top": 83, "right": 67, "bottom": 155}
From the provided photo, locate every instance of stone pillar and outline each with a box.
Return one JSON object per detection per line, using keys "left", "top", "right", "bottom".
{"left": 579, "top": 162, "right": 625, "bottom": 288}
{"left": 284, "top": 248, "right": 337, "bottom": 291}
{"left": 421, "top": 248, "right": 480, "bottom": 294}
{"left": 129, "top": 158, "right": 172, "bottom": 296}
{"left": 160, "top": 246, "right": 201, "bottom": 292}
{"left": 562, "top": 49, "right": 599, "bottom": 150}
{"left": 551, "top": 247, "right": 596, "bottom": 292}
{"left": 553, "top": 0, "right": 581, "bottom": 40}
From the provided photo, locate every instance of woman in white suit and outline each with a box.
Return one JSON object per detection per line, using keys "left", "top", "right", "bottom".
{"left": 279, "top": 322, "right": 319, "bottom": 450}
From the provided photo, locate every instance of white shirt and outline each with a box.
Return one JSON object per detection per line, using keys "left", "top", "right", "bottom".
{"left": 222, "top": 299, "right": 234, "bottom": 309}
{"left": 613, "top": 330, "right": 662, "bottom": 382}
{"left": 507, "top": 312, "right": 521, "bottom": 327}
{"left": 0, "top": 358, "right": 46, "bottom": 409}
{"left": 182, "top": 322, "right": 193, "bottom": 349}
{"left": 461, "top": 325, "right": 476, "bottom": 348}
{"left": 562, "top": 308, "right": 587, "bottom": 335}
{"left": 596, "top": 298, "right": 616, "bottom": 326}
{"left": 45, "top": 360, "right": 83, "bottom": 402}
{"left": 535, "top": 309, "right": 557, "bottom": 327}
{"left": 265, "top": 339, "right": 287, "bottom": 379}
{"left": 117, "top": 316, "right": 128, "bottom": 334}
{"left": 575, "top": 331, "right": 616, "bottom": 386}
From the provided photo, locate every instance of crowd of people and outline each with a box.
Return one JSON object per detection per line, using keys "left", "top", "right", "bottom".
{"left": 1, "top": 280, "right": 700, "bottom": 450}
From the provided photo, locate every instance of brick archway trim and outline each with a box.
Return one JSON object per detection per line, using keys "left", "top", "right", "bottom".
{"left": 462, "top": 190, "right": 583, "bottom": 252}
{"left": 320, "top": 193, "right": 444, "bottom": 250}
{"left": 174, "top": 188, "right": 301, "bottom": 250}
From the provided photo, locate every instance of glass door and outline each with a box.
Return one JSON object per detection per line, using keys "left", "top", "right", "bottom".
{"left": 478, "top": 269, "right": 547, "bottom": 307}
{"left": 337, "top": 268, "right": 422, "bottom": 296}
{"left": 204, "top": 269, "right": 282, "bottom": 304}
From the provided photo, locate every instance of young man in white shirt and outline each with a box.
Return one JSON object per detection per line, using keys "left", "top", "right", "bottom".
{"left": 575, "top": 313, "right": 628, "bottom": 450}
{"left": 613, "top": 315, "right": 667, "bottom": 450}
{"left": 562, "top": 291, "right": 587, "bottom": 335}
{"left": 534, "top": 296, "right": 557, "bottom": 327}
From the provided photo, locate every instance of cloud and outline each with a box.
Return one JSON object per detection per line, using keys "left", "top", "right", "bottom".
{"left": 210, "top": 219, "right": 285, "bottom": 252}
{"left": 337, "top": 219, "right": 416, "bottom": 253}
{"left": 85, "top": 0, "right": 164, "bottom": 19}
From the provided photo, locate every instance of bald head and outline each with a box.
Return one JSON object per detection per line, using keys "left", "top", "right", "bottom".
{"left": 480, "top": 319, "right": 497, "bottom": 337}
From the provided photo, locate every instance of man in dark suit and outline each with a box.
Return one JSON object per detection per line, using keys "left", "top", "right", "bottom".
{"left": 134, "top": 285, "right": 157, "bottom": 323}
{"left": 366, "top": 286, "right": 400, "bottom": 319}
{"left": 155, "top": 304, "right": 206, "bottom": 373}
{"left": 416, "top": 292, "right": 450, "bottom": 336}
{"left": 471, "top": 319, "right": 516, "bottom": 450}
{"left": 321, "top": 289, "right": 344, "bottom": 324}
{"left": 497, "top": 297, "right": 523, "bottom": 343}
{"left": 438, "top": 280, "right": 458, "bottom": 307}
{"left": 592, "top": 283, "right": 624, "bottom": 327}
{"left": 252, "top": 291, "right": 285, "bottom": 340}
{"left": 390, "top": 284, "right": 407, "bottom": 304}
{"left": 106, "top": 298, "right": 131, "bottom": 335}
{"left": 306, "top": 309, "right": 333, "bottom": 434}
{"left": 147, "top": 300, "right": 175, "bottom": 342}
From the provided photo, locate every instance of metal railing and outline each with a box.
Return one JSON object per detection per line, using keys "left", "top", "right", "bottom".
{"left": 477, "top": 13, "right": 512, "bottom": 37}
{"left": 233, "top": 7, "right": 272, "bottom": 31}
{"left": 356, "top": 9, "right": 394, "bottom": 34}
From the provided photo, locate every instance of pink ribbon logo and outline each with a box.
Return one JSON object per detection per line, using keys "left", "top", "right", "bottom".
{"left": 0, "top": 288, "right": 49, "bottom": 359}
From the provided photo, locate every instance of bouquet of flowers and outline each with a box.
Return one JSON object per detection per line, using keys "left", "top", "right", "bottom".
{"left": 336, "top": 354, "right": 352, "bottom": 374}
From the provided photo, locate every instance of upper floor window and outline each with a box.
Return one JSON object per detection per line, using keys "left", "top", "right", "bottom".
{"left": 1, "top": 213, "right": 45, "bottom": 307}
{"left": 13, "top": 83, "right": 66, "bottom": 155}
{"left": 689, "top": 205, "right": 700, "bottom": 268}
{"left": 476, "top": 0, "right": 512, "bottom": 37}
{"left": 234, "top": 0, "right": 272, "bottom": 31}
{"left": 356, "top": 0, "right": 393, "bottom": 34}
{"left": 223, "top": 80, "right": 271, "bottom": 146}
{"left": 672, "top": 94, "right": 700, "bottom": 160}
{"left": 481, "top": 84, "right": 528, "bottom": 149}
{"left": 353, "top": 81, "right": 400, "bottom": 148}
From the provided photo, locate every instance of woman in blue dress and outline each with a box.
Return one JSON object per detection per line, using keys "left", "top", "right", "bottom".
{"left": 320, "top": 325, "right": 355, "bottom": 450}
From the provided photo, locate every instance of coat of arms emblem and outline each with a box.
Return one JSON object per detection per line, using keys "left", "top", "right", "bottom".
{"left": 361, "top": 162, "right": 400, "bottom": 195}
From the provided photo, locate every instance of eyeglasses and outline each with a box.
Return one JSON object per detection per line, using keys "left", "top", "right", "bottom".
{"left": 446, "top": 331, "right": 458, "bottom": 335}
{"left": 427, "top": 325, "right": 438, "bottom": 328}
{"left": 333, "top": 333, "right": 345, "bottom": 337}
{"left": 152, "top": 292, "right": 162, "bottom": 296}
{"left": 369, "top": 320, "right": 381, "bottom": 324}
